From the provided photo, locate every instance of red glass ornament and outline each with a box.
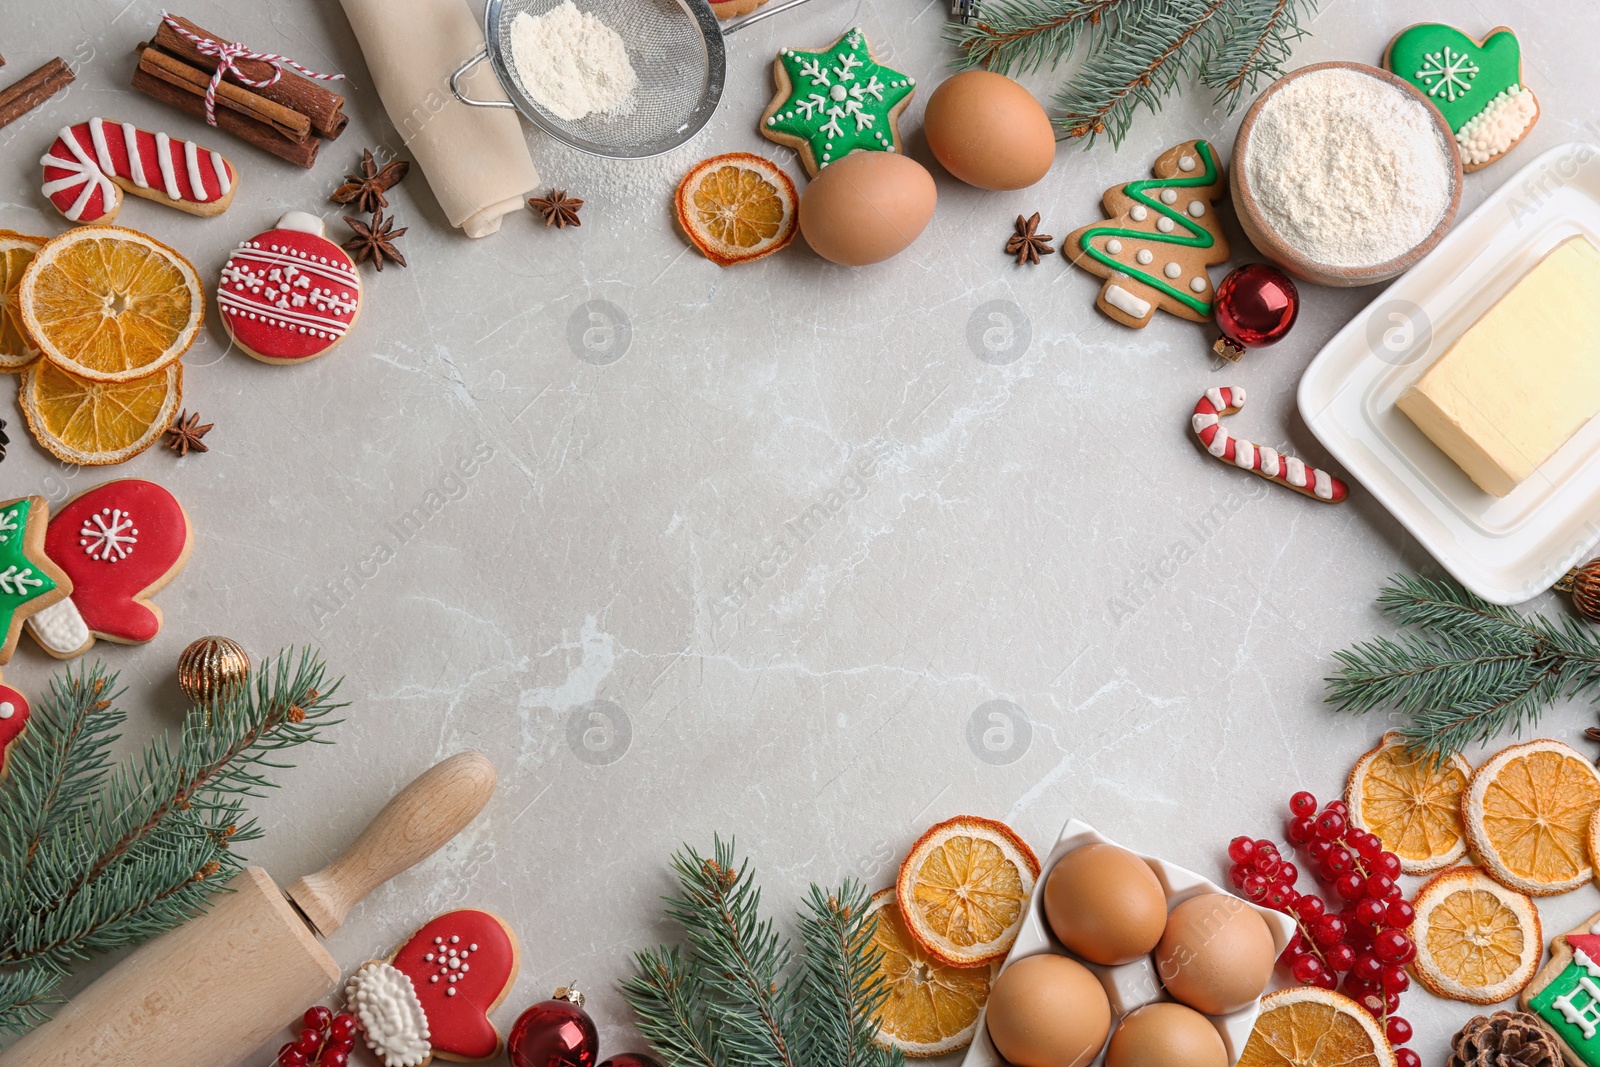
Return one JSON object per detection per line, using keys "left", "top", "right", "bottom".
{"left": 599, "top": 1056, "right": 666, "bottom": 1067}
{"left": 509, "top": 989, "right": 599, "bottom": 1067}
{"left": 1213, "top": 263, "right": 1299, "bottom": 361}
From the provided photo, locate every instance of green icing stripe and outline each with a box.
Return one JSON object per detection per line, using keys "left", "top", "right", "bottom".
{"left": 1077, "top": 140, "right": 1221, "bottom": 315}
{"left": 1530, "top": 959, "right": 1600, "bottom": 1064}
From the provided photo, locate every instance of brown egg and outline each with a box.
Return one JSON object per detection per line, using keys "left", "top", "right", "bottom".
{"left": 984, "top": 954, "right": 1111, "bottom": 1067}
{"left": 1044, "top": 843, "right": 1168, "bottom": 965}
{"left": 1156, "top": 893, "right": 1275, "bottom": 1015}
{"left": 923, "top": 71, "right": 1056, "bottom": 190}
{"left": 1106, "top": 1003, "right": 1229, "bottom": 1067}
{"left": 799, "top": 151, "right": 936, "bottom": 266}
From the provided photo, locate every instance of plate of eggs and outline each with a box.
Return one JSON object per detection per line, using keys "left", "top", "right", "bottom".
{"left": 963, "top": 819, "right": 1295, "bottom": 1067}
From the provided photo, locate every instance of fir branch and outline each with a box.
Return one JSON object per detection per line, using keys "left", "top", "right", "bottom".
{"left": 1326, "top": 574, "right": 1600, "bottom": 756}
{"left": 793, "top": 882, "right": 900, "bottom": 1067}
{"left": 944, "top": 0, "right": 1126, "bottom": 77}
{"left": 1200, "top": 0, "right": 1314, "bottom": 110}
{"left": 0, "top": 965, "right": 58, "bottom": 1037}
{"left": 621, "top": 948, "right": 725, "bottom": 1067}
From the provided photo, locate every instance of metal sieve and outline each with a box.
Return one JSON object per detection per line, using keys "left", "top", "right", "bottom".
{"left": 451, "top": 0, "right": 815, "bottom": 159}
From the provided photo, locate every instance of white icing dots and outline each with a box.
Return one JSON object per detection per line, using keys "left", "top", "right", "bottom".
{"left": 1190, "top": 277, "right": 1207, "bottom": 293}
{"left": 1130, "top": 205, "right": 1148, "bottom": 222}
{"left": 1159, "top": 189, "right": 1177, "bottom": 205}
{"left": 0, "top": 702, "right": 12, "bottom": 719}
{"left": 1136, "top": 249, "right": 1153, "bottom": 265}
{"left": 1105, "top": 239, "right": 1122, "bottom": 254}
{"left": 1178, "top": 155, "right": 1196, "bottom": 171}
{"left": 1157, "top": 216, "right": 1175, "bottom": 233}
{"left": 1163, "top": 263, "right": 1182, "bottom": 279}
{"left": 1187, "top": 201, "right": 1205, "bottom": 217}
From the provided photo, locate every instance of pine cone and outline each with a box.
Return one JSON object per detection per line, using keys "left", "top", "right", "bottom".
{"left": 1447, "top": 1012, "right": 1561, "bottom": 1067}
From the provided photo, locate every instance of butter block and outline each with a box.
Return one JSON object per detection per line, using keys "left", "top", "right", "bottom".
{"left": 1398, "top": 237, "right": 1600, "bottom": 496}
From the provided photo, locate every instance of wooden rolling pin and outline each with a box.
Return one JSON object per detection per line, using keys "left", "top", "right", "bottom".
{"left": 0, "top": 751, "right": 497, "bottom": 1067}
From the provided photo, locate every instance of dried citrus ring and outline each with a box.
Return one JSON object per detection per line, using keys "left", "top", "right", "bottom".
{"left": 19, "top": 358, "right": 181, "bottom": 465}
{"left": 1346, "top": 731, "right": 1471, "bottom": 874}
{"left": 1236, "top": 986, "right": 1396, "bottom": 1067}
{"left": 18, "top": 226, "right": 202, "bottom": 383}
{"left": 0, "top": 231, "right": 46, "bottom": 371}
{"left": 1410, "top": 866, "right": 1540, "bottom": 1004}
{"left": 895, "top": 815, "right": 1039, "bottom": 968}
{"left": 675, "top": 152, "right": 798, "bottom": 266}
{"left": 866, "top": 888, "right": 995, "bottom": 1057}
{"left": 1463, "top": 739, "right": 1600, "bottom": 895}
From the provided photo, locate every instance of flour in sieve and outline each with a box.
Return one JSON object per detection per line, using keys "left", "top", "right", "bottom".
{"left": 1244, "top": 67, "right": 1454, "bottom": 269}
{"left": 509, "top": 1, "right": 637, "bottom": 122}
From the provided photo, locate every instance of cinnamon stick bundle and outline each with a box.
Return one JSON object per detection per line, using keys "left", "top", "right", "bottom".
{"left": 137, "top": 47, "right": 312, "bottom": 141}
{"left": 151, "top": 16, "right": 347, "bottom": 139}
{"left": 131, "top": 68, "right": 318, "bottom": 168}
{"left": 0, "top": 58, "right": 74, "bottom": 130}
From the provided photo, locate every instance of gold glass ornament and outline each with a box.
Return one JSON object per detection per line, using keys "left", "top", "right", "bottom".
{"left": 177, "top": 636, "right": 251, "bottom": 712}
{"left": 1556, "top": 559, "right": 1600, "bottom": 624}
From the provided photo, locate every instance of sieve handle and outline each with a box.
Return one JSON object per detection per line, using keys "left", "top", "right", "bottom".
{"left": 722, "top": 0, "right": 816, "bottom": 34}
{"left": 450, "top": 49, "right": 516, "bottom": 109}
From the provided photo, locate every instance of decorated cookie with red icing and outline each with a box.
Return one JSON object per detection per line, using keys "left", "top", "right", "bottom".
{"left": 26, "top": 479, "right": 192, "bottom": 659}
{"left": 0, "top": 678, "right": 29, "bottom": 777}
{"left": 217, "top": 211, "right": 362, "bottom": 365}
{"left": 349, "top": 909, "right": 519, "bottom": 1066}
{"left": 41, "top": 117, "right": 237, "bottom": 224}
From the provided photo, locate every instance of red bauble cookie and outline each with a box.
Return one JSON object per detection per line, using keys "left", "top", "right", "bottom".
{"left": 27, "top": 479, "right": 192, "bottom": 658}
{"left": 218, "top": 211, "right": 362, "bottom": 365}
{"left": 389, "top": 909, "right": 520, "bottom": 1063}
{"left": 0, "top": 681, "right": 29, "bottom": 776}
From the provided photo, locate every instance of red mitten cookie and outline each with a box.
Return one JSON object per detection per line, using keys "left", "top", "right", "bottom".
{"left": 41, "top": 118, "right": 237, "bottom": 224}
{"left": 0, "top": 678, "right": 29, "bottom": 777}
{"left": 346, "top": 909, "right": 519, "bottom": 1066}
{"left": 26, "top": 479, "right": 192, "bottom": 659}
{"left": 218, "top": 211, "right": 362, "bottom": 365}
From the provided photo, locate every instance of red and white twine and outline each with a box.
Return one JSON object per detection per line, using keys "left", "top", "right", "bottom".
{"left": 159, "top": 12, "right": 344, "bottom": 127}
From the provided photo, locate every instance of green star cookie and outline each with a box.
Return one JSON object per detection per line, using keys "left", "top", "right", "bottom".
{"left": 760, "top": 28, "right": 916, "bottom": 177}
{"left": 0, "top": 496, "right": 69, "bottom": 664}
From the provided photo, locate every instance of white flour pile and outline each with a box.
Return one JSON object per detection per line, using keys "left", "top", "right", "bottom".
{"left": 509, "top": 1, "right": 637, "bottom": 122}
{"left": 1244, "top": 67, "right": 1454, "bottom": 269}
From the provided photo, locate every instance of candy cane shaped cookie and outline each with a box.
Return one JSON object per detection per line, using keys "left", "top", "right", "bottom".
{"left": 40, "top": 118, "right": 237, "bottom": 224}
{"left": 1191, "top": 387, "right": 1349, "bottom": 503}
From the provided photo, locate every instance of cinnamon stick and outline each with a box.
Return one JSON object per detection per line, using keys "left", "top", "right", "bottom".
{"left": 131, "top": 68, "right": 318, "bottom": 168}
{"left": 0, "top": 58, "right": 74, "bottom": 130}
{"left": 137, "top": 47, "right": 312, "bottom": 141}
{"left": 151, "top": 16, "right": 346, "bottom": 140}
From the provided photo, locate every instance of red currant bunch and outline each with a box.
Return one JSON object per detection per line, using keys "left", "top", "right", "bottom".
{"left": 1226, "top": 791, "right": 1418, "bottom": 1058}
{"left": 275, "top": 1006, "right": 360, "bottom": 1067}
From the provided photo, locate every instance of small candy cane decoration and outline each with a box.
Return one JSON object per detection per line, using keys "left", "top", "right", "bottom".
{"left": 160, "top": 12, "right": 344, "bottom": 127}
{"left": 1192, "top": 387, "right": 1349, "bottom": 503}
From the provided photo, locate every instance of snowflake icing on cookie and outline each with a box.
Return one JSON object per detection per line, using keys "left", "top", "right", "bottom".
{"left": 764, "top": 29, "right": 914, "bottom": 169}
{"left": 0, "top": 507, "right": 17, "bottom": 546}
{"left": 80, "top": 507, "right": 137, "bottom": 562}
{"left": 1415, "top": 46, "right": 1479, "bottom": 101}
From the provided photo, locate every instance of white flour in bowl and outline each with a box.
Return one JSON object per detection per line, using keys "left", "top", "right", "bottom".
{"left": 509, "top": 0, "right": 637, "bottom": 121}
{"left": 1243, "top": 67, "right": 1454, "bottom": 269}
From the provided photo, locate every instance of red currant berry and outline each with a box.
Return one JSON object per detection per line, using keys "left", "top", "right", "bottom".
{"left": 1376, "top": 852, "right": 1402, "bottom": 879}
{"left": 1385, "top": 900, "right": 1416, "bottom": 929}
{"left": 1243, "top": 872, "right": 1270, "bottom": 900}
{"left": 1280, "top": 936, "right": 1311, "bottom": 965}
{"left": 1342, "top": 975, "right": 1378, "bottom": 1001}
{"left": 1314, "top": 970, "right": 1339, "bottom": 990}
{"left": 1291, "top": 955, "right": 1325, "bottom": 984}
{"left": 1290, "top": 791, "right": 1318, "bottom": 817}
{"left": 1352, "top": 953, "right": 1383, "bottom": 983}
{"left": 329, "top": 1014, "right": 358, "bottom": 1043}
{"left": 277, "top": 1050, "right": 307, "bottom": 1067}
{"left": 292, "top": 1029, "right": 323, "bottom": 1057}
{"left": 1353, "top": 898, "right": 1386, "bottom": 928}
{"left": 1372, "top": 929, "right": 1409, "bottom": 963}
{"left": 1336, "top": 872, "right": 1367, "bottom": 901}
{"left": 1352, "top": 832, "right": 1382, "bottom": 860}
{"left": 321, "top": 1052, "right": 349, "bottom": 1067}
{"left": 1315, "top": 811, "right": 1347, "bottom": 840}
{"left": 1294, "top": 895, "right": 1326, "bottom": 923}
{"left": 1325, "top": 800, "right": 1349, "bottom": 817}
{"left": 1256, "top": 838, "right": 1279, "bottom": 857}
{"left": 1229, "top": 837, "right": 1257, "bottom": 864}
{"left": 303, "top": 1006, "right": 333, "bottom": 1033}
{"left": 1365, "top": 874, "right": 1397, "bottom": 900}
{"left": 1325, "top": 847, "right": 1354, "bottom": 875}
{"left": 1313, "top": 916, "right": 1346, "bottom": 945}
{"left": 1385, "top": 1015, "right": 1411, "bottom": 1044}
{"left": 1398, "top": 1050, "right": 1422, "bottom": 1067}
{"left": 1286, "top": 816, "right": 1316, "bottom": 844}
{"left": 1265, "top": 886, "right": 1296, "bottom": 911}
{"left": 1229, "top": 863, "right": 1249, "bottom": 889}
{"left": 1277, "top": 862, "right": 1299, "bottom": 886}
{"left": 1253, "top": 852, "right": 1282, "bottom": 877}
{"left": 1307, "top": 839, "right": 1333, "bottom": 863}
{"left": 1324, "top": 942, "right": 1356, "bottom": 971}
{"left": 1381, "top": 965, "right": 1410, "bottom": 994}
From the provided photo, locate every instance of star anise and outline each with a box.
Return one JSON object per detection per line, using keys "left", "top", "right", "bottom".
{"left": 343, "top": 210, "right": 408, "bottom": 271}
{"left": 529, "top": 189, "right": 583, "bottom": 229}
{"left": 1005, "top": 212, "right": 1054, "bottom": 265}
{"left": 330, "top": 148, "right": 410, "bottom": 214}
{"left": 164, "top": 410, "right": 212, "bottom": 456}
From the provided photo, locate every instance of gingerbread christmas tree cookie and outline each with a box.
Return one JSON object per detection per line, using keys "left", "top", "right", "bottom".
{"left": 760, "top": 28, "right": 916, "bottom": 177}
{"left": 1064, "top": 139, "right": 1230, "bottom": 328}
{"left": 0, "top": 495, "right": 71, "bottom": 665}
{"left": 1384, "top": 25, "right": 1539, "bottom": 171}
{"left": 1522, "top": 909, "right": 1600, "bottom": 1065}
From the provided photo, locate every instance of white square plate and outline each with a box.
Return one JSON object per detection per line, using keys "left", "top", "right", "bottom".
{"left": 1299, "top": 143, "right": 1600, "bottom": 604}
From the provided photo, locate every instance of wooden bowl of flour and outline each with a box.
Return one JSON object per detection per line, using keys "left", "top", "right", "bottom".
{"left": 1231, "top": 61, "right": 1463, "bottom": 288}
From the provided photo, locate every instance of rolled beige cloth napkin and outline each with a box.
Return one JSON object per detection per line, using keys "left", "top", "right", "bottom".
{"left": 339, "top": 0, "right": 539, "bottom": 237}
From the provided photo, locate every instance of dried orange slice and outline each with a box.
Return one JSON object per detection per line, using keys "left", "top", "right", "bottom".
{"left": 18, "top": 226, "right": 202, "bottom": 383}
{"left": 1237, "top": 987, "right": 1395, "bottom": 1067}
{"left": 0, "top": 231, "right": 46, "bottom": 370}
{"left": 1463, "top": 739, "right": 1600, "bottom": 895}
{"left": 675, "top": 153, "right": 798, "bottom": 266}
{"left": 1410, "top": 866, "right": 1540, "bottom": 1004}
{"left": 19, "top": 358, "right": 181, "bottom": 465}
{"left": 1346, "top": 731, "right": 1471, "bottom": 874}
{"left": 866, "top": 888, "right": 995, "bottom": 1057}
{"left": 895, "top": 815, "right": 1039, "bottom": 968}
